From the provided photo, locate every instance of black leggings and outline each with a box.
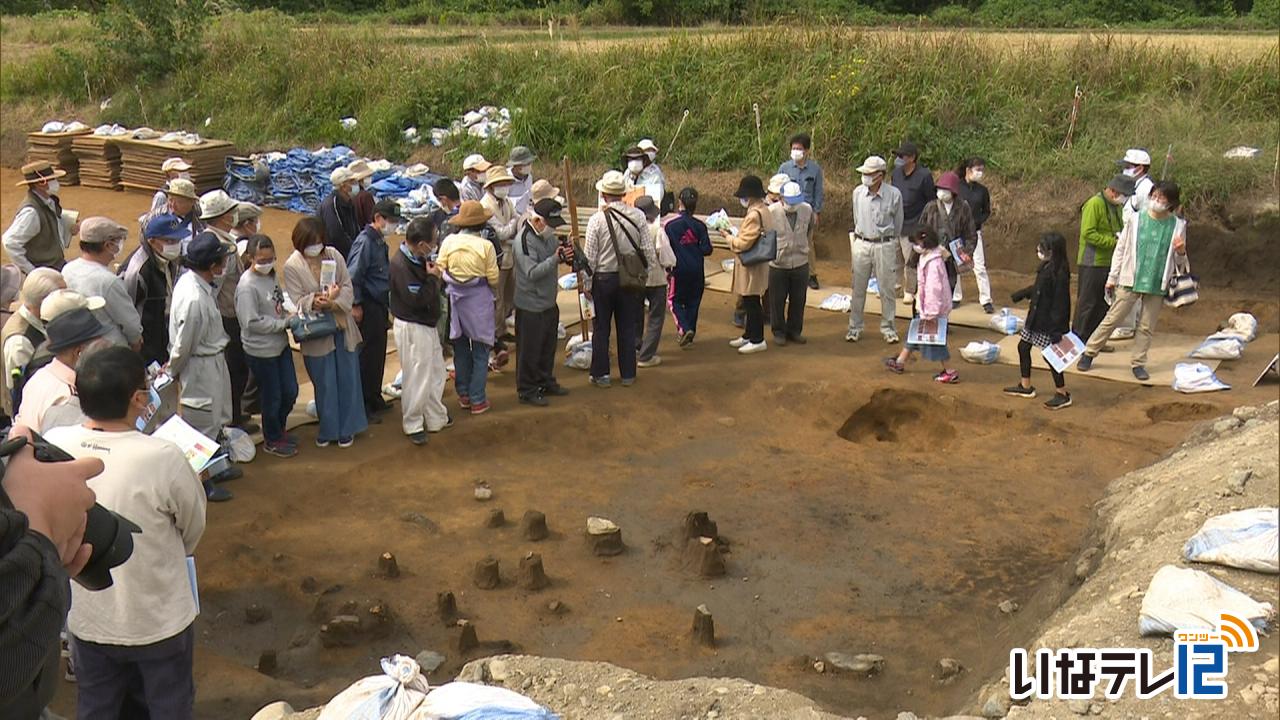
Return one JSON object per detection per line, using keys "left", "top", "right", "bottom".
{"left": 740, "top": 295, "right": 764, "bottom": 343}
{"left": 1018, "top": 340, "right": 1065, "bottom": 389}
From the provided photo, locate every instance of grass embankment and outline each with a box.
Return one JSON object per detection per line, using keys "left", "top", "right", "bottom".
{"left": 1, "top": 11, "right": 1277, "bottom": 206}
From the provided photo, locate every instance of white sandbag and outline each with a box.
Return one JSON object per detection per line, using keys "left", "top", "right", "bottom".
{"left": 1188, "top": 334, "right": 1246, "bottom": 360}
{"left": 1138, "top": 565, "right": 1274, "bottom": 636}
{"left": 564, "top": 333, "right": 587, "bottom": 352}
{"left": 1219, "top": 312, "right": 1258, "bottom": 342}
{"left": 224, "top": 427, "right": 256, "bottom": 462}
{"left": 557, "top": 273, "right": 578, "bottom": 290}
{"left": 818, "top": 293, "right": 852, "bottom": 313}
{"left": 340, "top": 117, "right": 359, "bottom": 131}
{"left": 1172, "top": 362, "right": 1231, "bottom": 393}
{"left": 988, "top": 308, "right": 1024, "bottom": 335}
{"left": 556, "top": 322, "right": 566, "bottom": 340}
{"left": 564, "top": 341, "right": 592, "bottom": 371}
{"left": 318, "top": 655, "right": 430, "bottom": 720}
{"left": 414, "top": 681, "right": 542, "bottom": 718}
{"left": 720, "top": 258, "right": 735, "bottom": 273}
{"left": 960, "top": 340, "right": 1001, "bottom": 364}
{"left": 1184, "top": 507, "right": 1279, "bottom": 574}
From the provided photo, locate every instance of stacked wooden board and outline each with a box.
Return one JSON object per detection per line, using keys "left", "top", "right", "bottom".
{"left": 116, "top": 137, "right": 235, "bottom": 195}
{"left": 26, "top": 129, "right": 93, "bottom": 185}
{"left": 71, "top": 135, "right": 124, "bottom": 190}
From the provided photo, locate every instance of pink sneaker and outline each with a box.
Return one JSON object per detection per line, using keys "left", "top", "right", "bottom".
{"left": 470, "top": 400, "right": 491, "bottom": 415}
{"left": 934, "top": 369, "right": 960, "bottom": 384}
{"left": 457, "top": 395, "right": 471, "bottom": 409}
{"left": 883, "top": 357, "right": 905, "bottom": 374}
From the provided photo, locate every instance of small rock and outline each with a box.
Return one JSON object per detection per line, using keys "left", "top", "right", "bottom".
{"left": 596, "top": 685, "right": 612, "bottom": 696}
{"left": 318, "top": 615, "right": 362, "bottom": 648}
{"left": 896, "top": 713, "right": 921, "bottom": 720}
{"left": 937, "top": 657, "right": 964, "bottom": 681}
{"left": 250, "top": 701, "right": 295, "bottom": 720}
{"left": 1067, "top": 699, "right": 1091, "bottom": 715}
{"left": 548, "top": 600, "right": 566, "bottom": 614}
{"left": 1226, "top": 469, "right": 1252, "bottom": 495}
{"left": 813, "top": 660, "right": 826, "bottom": 673}
{"left": 1262, "top": 657, "right": 1278, "bottom": 674}
{"left": 488, "top": 658, "right": 510, "bottom": 682}
{"left": 400, "top": 511, "right": 440, "bottom": 532}
{"left": 980, "top": 692, "right": 1011, "bottom": 718}
{"left": 474, "top": 485, "right": 493, "bottom": 501}
{"left": 415, "top": 650, "right": 446, "bottom": 674}
{"left": 715, "top": 417, "right": 736, "bottom": 427}
{"left": 1212, "top": 417, "right": 1242, "bottom": 435}
{"left": 587, "top": 516, "right": 619, "bottom": 535}
{"left": 998, "top": 600, "right": 1020, "bottom": 615}
{"left": 825, "top": 652, "right": 884, "bottom": 676}
{"left": 244, "top": 603, "right": 272, "bottom": 625}
{"left": 299, "top": 576, "right": 318, "bottom": 593}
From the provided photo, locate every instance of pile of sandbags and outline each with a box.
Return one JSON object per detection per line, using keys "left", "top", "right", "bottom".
{"left": 430, "top": 106, "right": 517, "bottom": 145}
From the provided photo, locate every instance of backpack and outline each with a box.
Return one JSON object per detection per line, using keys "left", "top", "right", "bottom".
{"left": 603, "top": 207, "right": 648, "bottom": 292}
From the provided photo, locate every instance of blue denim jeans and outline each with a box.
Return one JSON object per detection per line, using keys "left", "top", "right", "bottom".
{"left": 245, "top": 349, "right": 299, "bottom": 444}
{"left": 302, "top": 331, "right": 368, "bottom": 442}
{"left": 452, "top": 337, "right": 490, "bottom": 405}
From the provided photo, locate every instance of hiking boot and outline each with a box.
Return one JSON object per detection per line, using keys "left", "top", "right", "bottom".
{"left": 205, "top": 481, "right": 233, "bottom": 502}
{"left": 738, "top": 340, "right": 768, "bottom": 355}
{"left": 520, "top": 392, "right": 549, "bottom": 407}
{"left": 845, "top": 330, "right": 861, "bottom": 343}
{"left": 591, "top": 375, "right": 612, "bottom": 389}
{"left": 338, "top": 436, "right": 355, "bottom": 448}
{"left": 263, "top": 440, "right": 298, "bottom": 458}
{"left": 408, "top": 431, "right": 428, "bottom": 446}
{"left": 982, "top": 303, "right": 995, "bottom": 314}
{"left": 470, "top": 400, "right": 491, "bottom": 415}
{"left": 1077, "top": 355, "right": 1094, "bottom": 372}
{"left": 637, "top": 356, "right": 662, "bottom": 368}
{"left": 883, "top": 357, "right": 905, "bottom": 374}
{"left": 729, "top": 336, "right": 750, "bottom": 348}
{"left": 934, "top": 369, "right": 961, "bottom": 384}
{"left": 1132, "top": 366, "right": 1150, "bottom": 381}
{"left": 1003, "top": 384, "right": 1037, "bottom": 398}
{"left": 1044, "top": 392, "right": 1073, "bottom": 410}
{"left": 808, "top": 275, "right": 820, "bottom": 290}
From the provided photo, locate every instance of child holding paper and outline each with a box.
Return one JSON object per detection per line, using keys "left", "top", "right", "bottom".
{"left": 885, "top": 227, "right": 957, "bottom": 383}
{"left": 1004, "top": 232, "right": 1072, "bottom": 409}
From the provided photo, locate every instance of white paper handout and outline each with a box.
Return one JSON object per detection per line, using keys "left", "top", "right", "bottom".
{"left": 1041, "top": 332, "right": 1085, "bottom": 373}
{"left": 908, "top": 317, "right": 947, "bottom": 346}
{"left": 948, "top": 238, "right": 972, "bottom": 273}
{"left": 320, "top": 258, "right": 337, "bottom": 288}
{"left": 153, "top": 415, "right": 220, "bottom": 474}
{"left": 187, "top": 557, "right": 200, "bottom": 613}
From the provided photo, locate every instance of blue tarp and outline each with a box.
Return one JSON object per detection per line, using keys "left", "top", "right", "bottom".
{"left": 223, "top": 146, "right": 441, "bottom": 214}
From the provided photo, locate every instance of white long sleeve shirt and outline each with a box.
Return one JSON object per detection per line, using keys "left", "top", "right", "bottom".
{"left": 2, "top": 197, "right": 73, "bottom": 273}
{"left": 61, "top": 258, "right": 144, "bottom": 346}
{"left": 168, "top": 271, "right": 228, "bottom": 379}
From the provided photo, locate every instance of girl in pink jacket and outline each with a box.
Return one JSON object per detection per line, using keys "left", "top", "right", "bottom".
{"left": 885, "top": 227, "right": 958, "bottom": 383}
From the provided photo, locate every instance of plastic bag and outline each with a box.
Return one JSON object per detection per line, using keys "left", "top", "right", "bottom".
{"left": 818, "top": 293, "right": 852, "bottom": 313}
{"left": 988, "top": 308, "right": 1024, "bottom": 335}
{"left": 1219, "top": 312, "right": 1258, "bottom": 342}
{"left": 720, "top": 258, "right": 735, "bottom": 274}
{"left": 415, "top": 682, "right": 545, "bottom": 718}
{"left": 557, "top": 273, "right": 578, "bottom": 291}
{"left": 224, "top": 427, "right": 256, "bottom": 462}
{"left": 1188, "top": 335, "right": 1246, "bottom": 360}
{"left": 318, "top": 655, "right": 430, "bottom": 720}
{"left": 564, "top": 341, "right": 592, "bottom": 371}
{"left": 1172, "top": 362, "right": 1230, "bottom": 393}
{"left": 306, "top": 400, "right": 319, "bottom": 419}
{"left": 960, "top": 340, "right": 1001, "bottom": 364}
{"left": 1138, "top": 565, "right": 1274, "bottom": 636}
{"left": 1184, "top": 507, "right": 1279, "bottom": 574}
{"left": 705, "top": 209, "right": 732, "bottom": 233}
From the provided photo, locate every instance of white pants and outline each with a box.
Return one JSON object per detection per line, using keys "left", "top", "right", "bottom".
{"left": 848, "top": 237, "right": 898, "bottom": 336}
{"left": 178, "top": 354, "right": 232, "bottom": 442}
{"left": 952, "top": 230, "right": 992, "bottom": 306}
{"left": 393, "top": 318, "right": 449, "bottom": 435}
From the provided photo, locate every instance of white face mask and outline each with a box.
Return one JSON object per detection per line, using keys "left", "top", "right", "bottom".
{"left": 937, "top": 189, "right": 953, "bottom": 203}
{"left": 739, "top": 198, "right": 750, "bottom": 208}
{"left": 1110, "top": 193, "right": 1128, "bottom": 206}
{"left": 627, "top": 160, "right": 644, "bottom": 175}
{"left": 177, "top": 171, "right": 193, "bottom": 181}
{"left": 348, "top": 183, "right": 361, "bottom": 196}
{"left": 511, "top": 165, "right": 529, "bottom": 179}
{"left": 46, "top": 180, "right": 61, "bottom": 195}
{"left": 1037, "top": 248, "right": 1048, "bottom": 261}
{"left": 645, "top": 151, "right": 657, "bottom": 164}
{"left": 253, "top": 262, "right": 274, "bottom": 275}
{"left": 493, "top": 186, "right": 510, "bottom": 199}
{"left": 970, "top": 169, "right": 985, "bottom": 181}
{"left": 790, "top": 149, "right": 805, "bottom": 162}
{"left": 783, "top": 203, "right": 798, "bottom": 214}
{"left": 304, "top": 244, "right": 323, "bottom": 258}
{"left": 861, "top": 174, "right": 876, "bottom": 187}
{"left": 1149, "top": 200, "right": 1169, "bottom": 213}
{"left": 1122, "top": 166, "right": 1140, "bottom": 178}
{"left": 158, "top": 242, "right": 182, "bottom": 260}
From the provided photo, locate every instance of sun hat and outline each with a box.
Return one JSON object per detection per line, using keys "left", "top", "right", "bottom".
{"left": 198, "top": 189, "right": 238, "bottom": 220}
{"left": 234, "top": 202, "right": 262, "bottom": 226}
{"left": 185, "top": 231, "right": 235, "bottom": 268}
{"left": 782, "top": 182, "right": 804, "bottom": 205}
{"left": 1107, "top": 174, "right": 1137, "bottom": 196}
{"left": 508, "top": 146, "right": 536, "bottom": 166}
{"left": 161, "top": 157, "right": 192, "bottom": 173}
{"left": 346, "top": 159, "right": 374, "bottom": 181}
{"left": 45, "top": 307, "right": 109, "bottom": 353}
{"left": 934, "top": 171, "right": 963, "bottom": 195}
{"left": 40, "top": 289, "right": 106, "bottom": 322}
{"left": 636, "top": 138, "right": 659, "bottom": 155}
{"left": 452, "top": 200, "right": 493, "bottom": 228}
{"left": 893, "top": 140, "right": 919, "bottom": 158}
{"left": 622, "top": 146, "right": 647, "bottom": 159}
{"left": 484, "top": 165, "right": 516, "bottom": 189}
{"left": 531, "top": 198, "right": 566, "bottom": 229}
{"left": 462, "top": 154, "right": 492, "bottom": 173}
{"left": 165, "top": 177, "right": 198, "bottom": 200}
{"left": 595, "top": 170, "right": 627, "bottom": 196}
{"left": 78, "top": 217, "right": 128, "bottom": 246}
{"left": 856, "top": 155, "right": 888, "bottom": 174}
{"left": 767, "top": 173, "right": 790, "bottom": 195}
{"left": 16, "top": 161, "right": 66, "bottom": 187}
{"left": 1117, "top": 148, "right": 1152, "bottom": 167}
{"left": 733, "top": 175, "right": 766, "bottom": 200}
{"left": 530, "top": 179, "right": 561, "bottom": 203}
{"left": 373, "top": 198, "right": 405, "bottom": 222}
{"left": 330, "top": 166, "right": 354, "bottom": 187}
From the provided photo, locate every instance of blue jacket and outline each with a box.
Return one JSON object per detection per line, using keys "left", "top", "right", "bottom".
{"left": 665, "top": 212, "right": 712, "bottom": 277}
{"left": 347, "top": 225, "right": 390, "bottom": 307}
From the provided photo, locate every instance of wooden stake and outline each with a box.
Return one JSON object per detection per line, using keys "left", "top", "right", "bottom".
{"left": 562, "top": 156, "right": 589, "bottom": 341}
{"left": 520, "top": 510, "right": 549, "bottom": 541}
{"left": 518, "top": 552, "right": 550, "bottom": 591}
{"left": 436, "top": 591, "right": 458, "bottom": 623}
{"left": 472, "top": 556, "right": 501, "bottom": 589}
{"left": 457, "top": 620, "right": 479, "bottom": 652}
{"left": 377, "top": 552, "right": 400, "bottom": 578}
{"left": 692, "top": 604, "right": 715, "bottom": 647}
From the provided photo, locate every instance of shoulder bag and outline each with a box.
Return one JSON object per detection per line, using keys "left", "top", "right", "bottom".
{"left": 289, "top": 311, "right": 338, "bottom": 343}
{"left": 738, "top": 208, "right": 778, "bottom": 267}
{"left": 604, "top": 207, "right": 649, "bottom": 292}
{"left": 1165, "top": 255, "right": 1198, "bottom": 308}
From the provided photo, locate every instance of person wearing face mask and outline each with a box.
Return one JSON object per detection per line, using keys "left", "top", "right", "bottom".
{"left": 778, "top": 133, "right": 824, "bottom": 290}
{"left": 139, "top": 177, "right": 203, "bottom": 255}
{"left": 768, "top": 182, "right": 813, "bottom": 346}
{"left": 482, "top": 165, "right": 520, "bottom": 344}
{"left": 231, "top": 202, "right": 263, "bottom": 243}
{"left": 4, "top": 161, "right": 77, "bottom": 273}
{"left": 635, "top": 139, "right": 667, "bottom": 203}
{"left": 633, "top": 195, "right": 676, "bottom": 369}
{"left": 122, "top": 214, "right": 188, "bottom": 368}
{"left": 914, "top": 171, "right": 974, "bottom": 310}
{"left": 719, "top": 175, "right": 773, "bottom": 355}
{"left": 169, "top": 232, "right": 238, "bottom": 500}
{"left": 621, "top": 146, "right": 664, "bottom": 204}
{"left": 884, "top": 227, "right": 957, "bottom": 383}
{"left": 199, "top": 190, "right": 257, "bottom": 436}
{"left": 389, "top": 218, "right": 450, "bottom": 444}
{"left": 506, "top": 146, "right": 538, "bottom": 217}
{"left": 513, "top": 198, "right": 574, "bottom": 406}
{"left": 283, "top": 217, "right": 367, "bottom": 447}
{"left": 1078, "top": 181, "right": 1189, "bottom": 382}
{"left": 347, "top": 159, "right": 377, "bottom": 228}
{"left": 2, "top": 268, "right": 64, "bottom": 417}
{"left": 430, "top": 178, "right": 462, "bottom": 236}
{"left": 348, "top": 200, "right": 404, "bottom": 422}
{"left": 59, "top": 217, "right": 143, "bottom": 352}
{"left": 954, "top": 157, "right": 994, "bottom": 313}
{"left": 318, "top": 167, "right": 362, "bottom": 260}
{"left": 15, "top": 294, "right": 110, "bottom": 433}
{"left": 1073, "top": 173, "right": 1135, "bottom": 343}
{"left": 149, "top": 158, "right": 194, "bottom": 216}
{"left": 1005, "top": 232, "right": 1073, "bottom": 410}
{"left": 1110, "top": 148, "right": 1155, "bottom": 342}
{"left": 459, "top": 154, "right": 492, "bottom": 203}
{"left": 846, "top": 155, "right": 904, "bottom": 344}
{"left": 235, "top": 234, "right": 298, "bottom": 458}
{"left": 889, "top": 141, "right": 936, "bottom": 301}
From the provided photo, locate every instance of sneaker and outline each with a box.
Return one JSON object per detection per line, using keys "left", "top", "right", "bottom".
{"left": 458, "top": 395, "right": 472, "bottom": 409}
{"left": 808, "top": 275, "right": 820, "bottom": 290}
{"left": 205, "top": 481, "right": 234, "bottom": 502}
{"left": 738, "top": 340, "right": 768, "bottom": 355}
{"left": 883, "top": 357, "right": 905, "bottom": 374}
{"left": 902, "top": 292, "right": 914, "bottom": 304}
{"left": 428, "top": 415, "right": 454, "bottom": 432}
{"left": 845, "top": 330, "right": 861, "bottom": 343}
{"left": 951, "top": 300, "right": 960, "bottom": 309}
{"left": 212, "top": 466, "right": 243, "bottom": 483}
{"left": 338, "top": 436, "right": 354, "bottom": 448}
{"left": 542, "top": 384, "right": 569, "bottom": 396}
{"left": 591, "top": 375, "right": 612, "bottom": 389}
{"left": 1077, "top": 355, "right": 1094, "bottom": 372}
{"left": 263, "top": 440, "right": 298, "bottom": 458}
{"left": 408, "top": 431, "right": 428, "bottom": 446}
{"left": 1003, "top": 384, "right": 1037, "bottom": 398}
{"left": 637, "top": 356, "right": 662, "bottom": 368}
{"left": 620, "top": 377, "right": 636, "bottom": 387}
{"left": 788, "top": 335, "right": 808, "bottom": 345}
{"left": 283, "top": 432, "right": 300, "bottom": 446}
{"left": 934, "top": 369, "right": 960, "bottom": 384}
{"left": 773, "top": 334, "right": 788, "bottom": 347}
{"left": 678, "top": 331, "right": 695, "bottom": 348}
{"left": 232, "top": 418, "right": 261, "bottom": 435}
{"left": 883, "top": 331, "right": 900, "bottom": 344}
{"left": 1110, "top": 327, "right": 1135, "bottom": 341}
{"left": 519, "top": 392, "right": 549, "bottom": 407}
{"left": 1132, "top": 366, "right": 1150, "bottom": 381}
{"left": 470, "top": 400, "right": 491, "bottom": 415}
{"left": 1044, "top": 393, "right": 1073, "bottom": 410}
{"left": 315, "top": 438, "right": 334, "bottom": 448}
{"left": 729, "top": 336, "right": 749, "bottom": 348}
{"left": 982, "top": 303, "right": 995, "bottom": 314}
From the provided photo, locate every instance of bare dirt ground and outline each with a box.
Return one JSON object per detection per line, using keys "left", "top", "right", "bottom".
{"left": 3, "top": 171, "right": 1277, "bottom": 719}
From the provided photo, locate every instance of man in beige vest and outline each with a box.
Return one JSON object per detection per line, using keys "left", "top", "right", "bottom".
{"left": 2, "top": 162, "right": 78, "bottom": 273}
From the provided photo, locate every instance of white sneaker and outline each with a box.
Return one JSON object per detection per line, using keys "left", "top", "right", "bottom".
{"left": 738, "top": 340, "right": 768, "bottom": 355}
{"left": 729, "top": 337, "right": 749, "bottom": 348}
{"left": 637, "top": 356, "right": 662, "bottom": 368}
{"left": 1110, "top": 327, "right": 1135, "bottom": 341}
{"left": 845, "top": 330, "right": 861, "bottom": 342}
{"left": 884, "top": 331, "right": 900, "bottom": 344}
{"left": 902, "top": 292, "right": 915, "bottom": 304}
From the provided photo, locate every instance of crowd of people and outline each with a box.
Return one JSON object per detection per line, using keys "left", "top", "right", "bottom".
{"left": 0, "top": 134, "right": 1190, "bottom": 719}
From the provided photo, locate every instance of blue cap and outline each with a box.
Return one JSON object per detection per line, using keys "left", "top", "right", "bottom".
{"left": 185, "top": 231, "right": 234, "bottom": 269}
{"left": 144, "top": 213, "right": 189, "bottom": 241}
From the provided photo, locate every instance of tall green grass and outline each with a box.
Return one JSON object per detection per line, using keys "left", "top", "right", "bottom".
{"left": 2, "top": 11, "right": 1277, "bottom": 204}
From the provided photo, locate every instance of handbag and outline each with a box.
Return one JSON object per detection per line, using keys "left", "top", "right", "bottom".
{"left": 289, "top": 310, "right": 339, "bottom": 343}
{"left": 737, "top": 209, "right": 778, "bottom": 267}
{"left": 604, "top": 207, "right": 649, "bottom": 292}
{"left": 1164, "top": 255, "right": 1198, "bottom": 308}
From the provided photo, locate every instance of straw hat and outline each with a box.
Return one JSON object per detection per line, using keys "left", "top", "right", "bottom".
{"left": 165, "top": 178, "right": 198, "bottom": 200}
{"left": 330, "top": 167, "right": 353, "bottom": 186}
{"left": 767, "top": 173, "right": 790, "bottom": 195}
{"left": 161, "top": 157, "right": 192, "bottom": 173}
{"left": 452, "top": 200, "right": 493, "bottom": 228}
{"left": 530, "top": 179, "right": 561, "bottom": 203}
{"left": 595, "top": 170, "right": 627, "bottom": 196}
{"left": 483, "top": 165, "right": 515, "bottom": 189}
{"left": 16, "top": 161, "right": 66, "bottom": 187}
{"left": 856, "top": 155, "right": 888, "bottom": 174}
{"left": 346, "top": 159, "right": 374, "bottom": 181}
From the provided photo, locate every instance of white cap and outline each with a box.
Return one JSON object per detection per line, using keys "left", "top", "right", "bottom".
{"left": 637, "top": 138, "right": 658, "bottom": 154}
{"left": 330, "top": 166, "right": 353, "bottom": 186}
{"left": 782, "top": 182, "right": 804, "bottom": 204}
{"left": 856, "top": 155, "right": 888, "bottom": 174}
{"left": 40, "top": 289, "right": 105, "bottom": 322}
{"left": 1119, "top": 148, "right": 1152, "bottom": 166}
{"left": 161, "top": 157, "right": 192, "bottom": 172}
{"left": 767, "top": 173, "right": 790, "bottom": 195}
{"left": 462, "top": 154, "right": 492, "bottom": 172}
{"left": 198, "top": 189, "right": 238, "bottom": 220}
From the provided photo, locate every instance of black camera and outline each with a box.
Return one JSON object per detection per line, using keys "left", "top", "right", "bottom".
{"left": 0, "top": 432, "right": 140, "bottom": 591}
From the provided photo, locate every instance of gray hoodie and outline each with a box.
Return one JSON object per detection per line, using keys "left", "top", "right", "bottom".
{"left": 234, "top": 268, "right": 289, "bottom": 358}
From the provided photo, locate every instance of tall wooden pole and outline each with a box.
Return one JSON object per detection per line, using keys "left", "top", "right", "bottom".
{"left": 562, "top": 156, "right": 589, "bottom": 341}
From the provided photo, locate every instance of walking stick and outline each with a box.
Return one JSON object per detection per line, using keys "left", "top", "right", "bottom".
{"left": 665, "top": 109, "right": 690, "bottom": 162}
{"left": 753, "top": 103, "right": 763, "bottom": 165}
{"left": 562, "top": 156, "right": 589, "bottom": 341}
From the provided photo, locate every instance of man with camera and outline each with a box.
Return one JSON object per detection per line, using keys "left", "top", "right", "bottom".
{"left": 45, "top": 346, "right": 205, "bottom": 720}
